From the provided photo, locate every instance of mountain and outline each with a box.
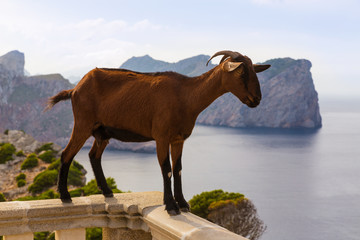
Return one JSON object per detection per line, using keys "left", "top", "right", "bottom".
{"left": 120, "top": 54, "right": 216, "bottom": 77}
{"left": 0, "top": 51, "right": 321, "bottom": 153}
{"left": 0, "top": 51, "right": 74, "bottom": 147}
{"left": 197, "top": 58, "right": 322, "bottom": 128}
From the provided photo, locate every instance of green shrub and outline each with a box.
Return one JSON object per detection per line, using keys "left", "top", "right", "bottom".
{"left": 15, "top": 150, "right": 25, "bottom": 157}
{"left": 21, "top": 153, "right": 39, "bottom": 170}
{"left": 38, "top": 150, "right": 56, "bottom": 163}
{"left": 36, "top": 143, "right": 55, "bottom": 154}
{"left": 48, "top": 158, "right": 61, "bottom": 170}
{"left": 3, "top": 129, "right": 9, "bottom": 135}
{"left": 0, "top": 143, "right": 16, "bottom": 164}
{"left": 28, "top": 169, "right": 58, "bottom": 194}
{"left": 17, "top": 189, "right": 59, "bottom": 201}
{"left": 16, "top": 173, "right": 26, "bottom": 181}
{"left": 68, "top": 164, "right": 84, "bottom": 186}
{"left": 189, "top": 189, "right": 244, "bottom": 218}
{"left": 17, "top": 179, "right": 26, "bottom": 187}
{"left": 86, "top": 228, "right": 102, "bottom": 240}
{"left": 34, "top": 231, "right": 55, "bottom": 240}
{"left": 72, "top": 160, "right": 84, "bottom": 171}
{"left": 0, "top": 192, "right": 6, "bottom": 202}
{"left": 70, "top": 177, "right": 122, "bottom": 197}
{"left": 47, "top": 158, "right": 85, "bottom": 187}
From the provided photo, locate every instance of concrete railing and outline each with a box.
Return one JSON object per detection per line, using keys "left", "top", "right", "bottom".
{"left": 0, "top": 192, "right": 247, "bottom": 240}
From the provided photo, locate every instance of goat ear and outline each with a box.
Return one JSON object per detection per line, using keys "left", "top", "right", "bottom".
{"left": 254, "top": 64, "right": 271, "bottom": 73}
{"left": 222, "top": 62, "right": 243, "bottom": 72}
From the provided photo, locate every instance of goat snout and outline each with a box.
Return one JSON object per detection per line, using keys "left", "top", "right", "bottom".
{"left": 246, "top": 95, "right": 261, "bottom": 108}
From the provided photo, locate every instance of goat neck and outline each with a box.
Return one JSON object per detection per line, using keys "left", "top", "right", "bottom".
{"left": 186, "top": 66, "right": 226, "bottom": 118}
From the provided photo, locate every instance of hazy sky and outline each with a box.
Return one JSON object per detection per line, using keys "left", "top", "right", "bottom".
{"left": 0, "top": 0, "right": 359, "bottom": 98}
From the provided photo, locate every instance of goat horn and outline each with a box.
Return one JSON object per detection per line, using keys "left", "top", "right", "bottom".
{"left": 206, "top": 50, "right": 243, "bottom": 66}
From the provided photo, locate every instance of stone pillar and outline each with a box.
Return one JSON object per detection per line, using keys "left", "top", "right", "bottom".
{"left": 55, "top": 228, "right": 86, "bottom": 240}
{"left": 102, "top": 228, "right": 152, "bottom": 240}
{"left": 3, "top": 233, "right": 33, "bottom": 240}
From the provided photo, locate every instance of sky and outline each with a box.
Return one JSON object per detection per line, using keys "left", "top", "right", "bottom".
{"left": 0, "top": 0, "right": 359, "bottom": 98}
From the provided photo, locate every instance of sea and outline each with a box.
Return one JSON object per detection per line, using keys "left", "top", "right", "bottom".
{"left": 75, "top": 97, "right": 360, "bottom": 240}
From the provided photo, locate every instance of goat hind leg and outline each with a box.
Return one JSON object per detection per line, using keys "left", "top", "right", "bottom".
{"left": 58, "top": 128, "right": 90, "bottom": 202}
{"left": 89, "top": 139, "right": 113, "bottom": 197}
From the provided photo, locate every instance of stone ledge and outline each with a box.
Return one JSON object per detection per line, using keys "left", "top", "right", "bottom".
{"left": 0, "top": 192, "right": 163, "bottom": 235}
{"left": 0, "top": 192, "right": 248, "bottom": 240}
{"left": 143, "top": 206, "right": 247, "bottom": 240}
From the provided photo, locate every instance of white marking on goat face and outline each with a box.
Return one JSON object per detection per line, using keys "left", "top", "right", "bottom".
{"left": 168, "top": 172, "right": 172, "bottom": 178}
{"left": 179, "top": 170, "right": 182, "bottom": 176}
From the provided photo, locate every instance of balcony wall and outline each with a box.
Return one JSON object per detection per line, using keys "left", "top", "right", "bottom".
{"left": 0, "top": 192, "right": 247, "bottom": 240}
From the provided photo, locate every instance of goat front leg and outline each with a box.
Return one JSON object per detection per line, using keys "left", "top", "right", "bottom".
{"left": 171, "top": 141, "right": 190, "bottom": 212}
{"left": 156, "top": 140, "right": 180, "bottom": 215}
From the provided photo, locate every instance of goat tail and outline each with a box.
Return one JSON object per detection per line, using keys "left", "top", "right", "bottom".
{"left": 44, "top": 89, "right": 74, "bottom": 112}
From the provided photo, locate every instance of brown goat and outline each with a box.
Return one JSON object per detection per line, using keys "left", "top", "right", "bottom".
{"left": 47, "top": 50, "right": 270, "bottom": 215}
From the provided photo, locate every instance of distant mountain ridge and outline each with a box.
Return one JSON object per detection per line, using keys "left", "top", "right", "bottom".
{"left": 120, "top": 54, "right": 216, "bottom": 77}
{"left": 0, "top": 50, "right": 321, "bottom": 152}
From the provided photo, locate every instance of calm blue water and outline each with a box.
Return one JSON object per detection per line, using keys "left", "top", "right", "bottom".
{"left": 75, "top": 99, "right": 360, "bottom": 240}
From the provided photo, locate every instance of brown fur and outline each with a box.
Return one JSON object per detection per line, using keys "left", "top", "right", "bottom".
{"left": 47, "top": 51, "right": 270, "bottom": 215}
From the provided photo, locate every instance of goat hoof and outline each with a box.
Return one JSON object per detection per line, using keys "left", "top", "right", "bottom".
{"left": 180, "top": 207, "right": 190, "bottom": 212}
{"left": 61, "top": 198, "right": 72, "bottom": 203}
{"left": 167, "top": 209, "right": 181, "bottom": 216}
{"left": 104, "top": 193, "right": 114, "bottom": 198}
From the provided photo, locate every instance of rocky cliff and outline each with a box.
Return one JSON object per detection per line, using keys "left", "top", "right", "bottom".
{"left": 197, "top": 58, "right": 322, "bottom": 128}
{"left": 0, "top": 51, "right": 74, "bottom": 147}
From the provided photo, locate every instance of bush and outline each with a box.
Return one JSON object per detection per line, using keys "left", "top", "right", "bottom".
{"left": 189, "top": 189, "right": 244, "bottom": 218}
{"left": 68, "top": 163, "right": 84, "bottom": 186}
{"left": 47, "top": 159, "right": 85, "bottom": 187}
{"left": 3, "top": 129, "right": 9, "bottom": 135}
{"left": 48, "top": 158, "right": 61, "bottom": 170}
{"left": 86, "top": 228, "right": 102, "bottom": 240}
{"left": 70, "top": 177, "right": 122, "bottom": 197}
{"left": 16, "top": 173, "right": 26, "bottom": 181}
{"left": 34, "top": 231, "right": 55, "bottom": 240}
{"left": 15, "top": 150, "right": 25, "bottom": 157}
{"left": 17, "top": 179, "right": 26, "bottom": 187}
{"left": 38, "top": 150, "right": 56, "bottom": 163}
{"left": 0, "top": 192, "right": 6, "bottom": 202}
{"left": 0, "top": 143, "right": 16, "bottom": 164}
{"left": 17, "top": 189, "right": 59, "bottom": 201}
{"left": 28, "top": 169, "right": 58, "bottom": 194}
{"left": 35, "top": 143, "right": 55, "bottom": 154}
{"left": 21, "top": 153, "right": 39, "bottom": 170}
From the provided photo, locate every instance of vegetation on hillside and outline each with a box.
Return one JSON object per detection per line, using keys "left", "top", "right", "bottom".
{"left": 0, "top": 143, "right": 16, "bottom": 164}
{"left": 21, "top": 153, "right": 39, "bottom": 170}
{"left": 189, "top": 190, "right": 266, "bottom": 240}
